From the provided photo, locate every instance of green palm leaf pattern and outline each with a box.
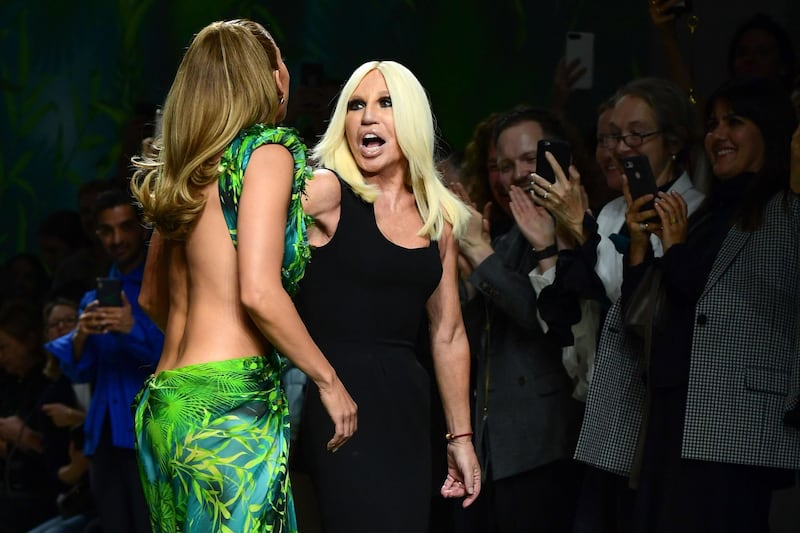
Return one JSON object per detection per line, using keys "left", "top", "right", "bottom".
{"left": 134, "top": 125, "right": 311, "bottom": 532}
{"left": 134, "top": 355, "right": 297, "bottom": 532}
{"left": 217, "top": 123, "right": 313, "bottom": 298}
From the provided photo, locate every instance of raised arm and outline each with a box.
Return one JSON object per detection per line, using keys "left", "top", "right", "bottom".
{"left": 649, "top": 0, "right": 696, "bottom": 100}
{"left": 237, "top": 145, "right": 356, "bottom": 452}
{"left": 427, "top": 224, "right": 481, "bottom": 508}
{"left": 138, "top": 230, "right": 171, "bottom": 331}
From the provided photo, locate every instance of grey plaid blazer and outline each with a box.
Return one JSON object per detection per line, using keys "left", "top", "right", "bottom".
{"left": 575, "top": 192, "right": 800, "bottom": 474}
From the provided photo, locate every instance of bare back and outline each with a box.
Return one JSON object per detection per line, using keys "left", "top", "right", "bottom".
{"left": 158, "top": 181, "right": 267, "bottom": 371}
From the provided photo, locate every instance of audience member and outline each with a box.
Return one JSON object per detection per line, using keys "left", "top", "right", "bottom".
{"left": 45, "top": 188, "right": 163, "bottom": 533}
{"left": 51, "top": 180, "right": 117, "bottom": 302}
{"left": 650, "top": 6, "right": 797, "bottom": 106}
{"left": 519, "top": 77, "right": 705, "bottom": 532}
{"left": 41, "top": 297, "right": 91, "bottom": 411}
{"left": 459, "top": 113, "right": 502, "bottom": 224}
{"left": 456, "top": 104, "right": 585, "bottom": 533}
{"left": 576, "top": 75, "right": 799, "bottom": 532}
{"left": 36, "top": 210, "right": 91, "bottom": 278}
{"left": 0, "top": 299, "right": 76, "bottom": 533}
{"left": 0, "top": 253, "right": 51, "bottom": 306}
{"left": 28, "top": 297, "right": 96, "bottom": 533}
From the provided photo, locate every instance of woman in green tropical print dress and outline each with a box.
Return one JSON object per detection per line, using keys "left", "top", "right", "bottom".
{"left": 130, "top": 20, "right": 357, "bottom": 533}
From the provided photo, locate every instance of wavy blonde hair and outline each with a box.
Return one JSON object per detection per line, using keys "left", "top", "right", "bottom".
{"left": 311, "top": 61, "right": 469, "bottom": 240}
{"left": 131, "top": 19, "right": 281, "bottom": 239}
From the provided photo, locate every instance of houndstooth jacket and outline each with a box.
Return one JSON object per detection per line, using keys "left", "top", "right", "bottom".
{"left": 575, "top": 191, "right": 800, "bottom": 475}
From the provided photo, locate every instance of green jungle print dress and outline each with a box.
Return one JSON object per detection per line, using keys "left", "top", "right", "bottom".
{"left": 134, "top": 125, "right": 312, "bottom": 533}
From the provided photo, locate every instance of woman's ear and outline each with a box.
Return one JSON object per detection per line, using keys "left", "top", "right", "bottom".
{"left": 273, "top": 70, "right": 286, "bottom": 104}
{"left": 665, "top": 135, "right": 684, "bottom": 160}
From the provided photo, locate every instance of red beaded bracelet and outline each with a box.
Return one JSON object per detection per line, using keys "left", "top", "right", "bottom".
{"left": 445, "top": 431, "right": 474, "bottom": 441}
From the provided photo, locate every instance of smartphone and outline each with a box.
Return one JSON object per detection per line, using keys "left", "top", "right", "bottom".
{"left": 621, "top": 155, "right": 658, "bottom": 220}
{"left": 536, "top": 139, "right": 572, "bottom": 184}
{"left": 565, "top": 32, "right": 594, "bottom": 90}
{"left": 667, "top": 0, "right": 692, "bottom": 16}
{"left": 154, "top": 106, "right": 163, "bottom": 139}
{"left": 96, "top": 277, "right": 122, "bottom": 307}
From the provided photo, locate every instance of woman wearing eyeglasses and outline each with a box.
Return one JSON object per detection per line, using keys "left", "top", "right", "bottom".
{"left": 539, "top": 77, "right": 706, "bottom": 297}
{"left": 519, "top": 77, "right": 706, "bottom": 532}
{"left": 577, "top": 77, "right": 800, "bottom": 531}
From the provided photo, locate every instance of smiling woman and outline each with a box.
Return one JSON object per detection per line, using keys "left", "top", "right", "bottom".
{"left": 576, "top": 76, "right": 800, "bottom": 532}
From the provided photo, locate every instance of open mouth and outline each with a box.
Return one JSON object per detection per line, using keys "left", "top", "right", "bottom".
{"left": 361, "top": 133, "right": 386, "bottom": 148}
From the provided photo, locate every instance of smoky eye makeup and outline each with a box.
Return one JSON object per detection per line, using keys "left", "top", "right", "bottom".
{"left": 347, "top": 99, "right": 365, "bottom": 111}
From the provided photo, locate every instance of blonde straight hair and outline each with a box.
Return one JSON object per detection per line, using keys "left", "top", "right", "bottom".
{"left": 131, "top": 19, "right": 281, "bottom": 239}
{"left": 312, "top": 61, "right": 469, "bottom": 240}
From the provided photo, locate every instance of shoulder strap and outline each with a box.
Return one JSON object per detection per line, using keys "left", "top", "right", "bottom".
{"left": 218, "top": 124, "right": 313, "bottom": 296}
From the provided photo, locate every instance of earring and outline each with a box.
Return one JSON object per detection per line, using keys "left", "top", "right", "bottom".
{"left": 671, "top": 153, "right": 677, "bottom": 161}
{"left": 279, "top": 95, "right": 285, "bottom": 104}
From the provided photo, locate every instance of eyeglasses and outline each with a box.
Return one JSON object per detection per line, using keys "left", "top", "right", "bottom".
{"left": 47, "top": 317, "right": 78, "bottom": 330}
{"left": 599, "top": 130, "right": 662, "bottom": 150}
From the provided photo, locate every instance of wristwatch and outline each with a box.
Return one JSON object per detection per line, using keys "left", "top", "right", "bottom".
{"left": 532, "top": 244, "right": 558, "bottom": 261}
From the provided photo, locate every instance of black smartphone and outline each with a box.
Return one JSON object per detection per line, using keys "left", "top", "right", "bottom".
{"left": 667, "top": 0, "right": 692, "bottom": 16}
{"left": 536, "top": 139, "right": 572, "bottom": 184}
{"left": 621, "top": 155, "right": 658, "bottom": 220}
{"left": 96, "top": 277, "right": 122, "bottom": 307}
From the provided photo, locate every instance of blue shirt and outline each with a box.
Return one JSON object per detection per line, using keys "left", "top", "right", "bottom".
{"left": 45, "top": 260, "right": 163, "bottom": 455}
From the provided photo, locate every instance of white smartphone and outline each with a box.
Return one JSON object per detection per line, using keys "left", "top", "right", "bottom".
{"left": 565, "top": 32, "right": 594, "bottom": 90}
{"left": 154, "top": 107, "right": 163, "bottom": 139}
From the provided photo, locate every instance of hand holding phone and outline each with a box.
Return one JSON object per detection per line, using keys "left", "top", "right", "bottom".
{"left": 536, "top": 139, "right": 572, "bottom": 185}
{"left": 621, "top": 155, "right": 659, "bottom": 221}
{"left": 96, "top": 278, "right": 122, "bottom": 307}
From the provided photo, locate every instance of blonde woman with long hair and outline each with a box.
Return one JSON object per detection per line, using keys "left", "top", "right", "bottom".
{"left": 129, "top": 19, "right": 356, "bottom": 532}
{"left": 294, "top": 60, "right": 481, "bottom": 532}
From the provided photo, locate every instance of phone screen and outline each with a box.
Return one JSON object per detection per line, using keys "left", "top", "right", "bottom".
{"left": 536, "top": 139, "right": 571, "bottom": 184}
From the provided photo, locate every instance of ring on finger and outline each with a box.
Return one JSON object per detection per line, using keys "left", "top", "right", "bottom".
{"left": 640, "top": 222, "right": 648, "bottom": 231}
{"left": 543, "top": 192, "right": 549, "bottom": 200}
{"left": 670, "top": 218, "right": 677, "bottom": 224}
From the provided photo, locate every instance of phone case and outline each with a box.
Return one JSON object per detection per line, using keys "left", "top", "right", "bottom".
{"left": 621, "top": 155, "right": 658, "bottom": 218}
{"left": 565, "top": 32, "right": 594, "bottom": 90}
{"left": 96, "top": 277, "right": 122, "bottom": 307}
{"left": 536, "top": 139, "right": 571, "bottom": 184}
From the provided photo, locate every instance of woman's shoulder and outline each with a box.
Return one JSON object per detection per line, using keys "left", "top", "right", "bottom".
{"left": 765, "top": 189, "right": 800, "bottom": 225}
{"left": 230, "top": 124, "right": 308, "bottom": 162}
{"left": 303, "top": 168, "right": 342, "bottom": 219}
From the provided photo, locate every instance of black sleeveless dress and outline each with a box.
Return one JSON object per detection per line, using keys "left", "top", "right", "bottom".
{"left": 295, "top": 178, "right": 442, "bottom": 532}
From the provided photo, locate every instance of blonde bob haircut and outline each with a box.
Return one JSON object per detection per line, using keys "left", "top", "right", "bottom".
{"left": 131, "top": 19, "right": 281, "bottom": 239}
{"left": 311, "top": 61, "right": 469, "bottom": 240}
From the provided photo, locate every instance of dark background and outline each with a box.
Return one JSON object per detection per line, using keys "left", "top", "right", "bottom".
{"left": 1, "top": 0, "right": 798, "bottom": 260}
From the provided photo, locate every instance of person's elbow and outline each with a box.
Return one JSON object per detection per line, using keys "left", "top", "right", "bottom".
{"left": 138, "top": 292, "right": 155, "bottom": 317}
{"left": 239, "top": 277, "right": 283, "bottom": 323}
